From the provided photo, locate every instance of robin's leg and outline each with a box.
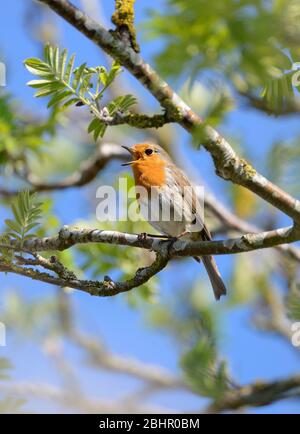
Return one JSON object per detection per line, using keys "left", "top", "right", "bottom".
{"left": 177, "top": 230, "right": 190, "bottom": 239}
{"left": 160, "top": 230, "right": 192, "bottom": 255}
{"left": 158, "top": 236, "right": 178, "bottom": 256}
{"left": 137, "top": 232, "right": 147, "bottom": 241}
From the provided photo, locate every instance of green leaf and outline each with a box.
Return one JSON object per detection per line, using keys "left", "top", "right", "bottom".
{"left": 34, "top": 83, "right": 64, "bottom": 98}
{"left": 99, "top": 66, "right": 108, "bottom": 86}
{"left": 61, "top": 97, "right": 80, "bottom": 108}
{"left": 44, "top": 43, "right": 51, "bottom": 65}
{"left": 261, "top": 71, "right": 296, "bottom": 114}
{"left": 286, "top": 286, "right": 300, "bottom": 321}
{"left": 88, "top": 117, "right": 101, "bottom": 133}
{"left": 26, "top": 79, "right": 54, "bottom": 88}
{"left": 72, "top": 63, "right": 87, "bottom": 90}
{"left": 106, "top": 61, "right": 122, "bottom": 87}
{"left": 93, "top": 122, "right": 106, "bottom": 141}
{"left": 59, "top": 48, "right": 68, "bottom": 79}
{"left": 65, "top": 53, "right": 76, "bottom": 84}
{"left": 0, "top": 234, "right": 14, "bottom": 263}
{"left": 25, "top": 44, "right": 134, "bottom": 141}
{"left": 53, "top": 46, "right": 59, "bottom": 73}
{"left": 181, "top": 338, "right": 229, "bottom": 399}
{"left": 11, "top": 205, "right": 25, "bottom": 229}
{"left": 5, "top": 219, "right": 22, "bottom": 234}
{"left": 5, "top": 190, "right": 43, "bottom": 247}
{"left": 47, "top": 90, "right": 73, "bottom": 108}
{"left": 108, "top": 94, "right": 137, "bottom": 115}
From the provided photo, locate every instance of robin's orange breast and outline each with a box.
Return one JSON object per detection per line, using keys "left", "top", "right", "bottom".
{"left": 132, "top": 160, "right": 166, "bottom": 191}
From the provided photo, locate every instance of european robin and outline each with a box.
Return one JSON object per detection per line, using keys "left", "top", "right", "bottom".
{"left": 122, "top": 143, "right": 227, "bottom": 300}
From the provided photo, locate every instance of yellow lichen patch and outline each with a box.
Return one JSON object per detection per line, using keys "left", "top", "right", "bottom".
{"left": 112, "top": 0, "right": 139, "bottom": 52}
{"left": 240, "top": 158, "right": 257, "bottom": 179}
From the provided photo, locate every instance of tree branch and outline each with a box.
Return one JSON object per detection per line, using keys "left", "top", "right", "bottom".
{"left": 96, "top": 109, "right": 173, "bottom": 128}
{"left": 71, "top": 331, "right": 186, "bottom": 389}
{"left": 231, "top": 73, "right": 300, "bottom": 115}
{"left": 205, "top": 375, "right": 300, "bottom": 413}
{"left": 252, "top": 284, "right": 299, "bottom": 354}
{"left": 0, "top": 381, "right": 173, "bottom": 413}
{"left": 239, "top": 90, "right": 300, "bottom": 116}
{"left": 37, "top": 0, "right": 300, "bottom": 225}
{"left": 0, "top": 143, "right": 126, "bottom": 196}
{"left": 0, "top": 124, "right": 167, "bottom": 197}
{"left": 204, "top": 189, "right": 300, "bottom": 263}
{"left": 15, "top": 224, "right": 300, "bottom": 257}
{"left": 0, "top": 248, "right": 169, "bottom": 297}
{"left": 111, "top": 0, "right": 139, "bottom": 53}
{"left": 25, "top": 142, "right": 126, "bottom": 191}
{"left": 0, "top": 224, "right": 298, "bottom": 296}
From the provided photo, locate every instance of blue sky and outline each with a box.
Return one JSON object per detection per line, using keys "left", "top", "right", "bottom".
{"left": 0, "top": 0, "right": 300, "bottom": 414}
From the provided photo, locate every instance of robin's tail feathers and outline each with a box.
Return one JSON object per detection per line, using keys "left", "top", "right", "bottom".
{"left": 195, "top": 255, "right": 227, "bottom": 300}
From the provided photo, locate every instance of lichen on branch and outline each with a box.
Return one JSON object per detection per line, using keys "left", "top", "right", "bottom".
{"left": 112, "top": 0, "right": 140, "bottom": 52}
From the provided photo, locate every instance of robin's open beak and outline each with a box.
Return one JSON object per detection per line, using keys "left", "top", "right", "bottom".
{"left": 121, "top": 146, "right": 137, "bottom": 166}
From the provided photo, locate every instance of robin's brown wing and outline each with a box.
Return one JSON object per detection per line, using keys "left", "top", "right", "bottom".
{"left": 166, "top": 164, "right": 226, "bottom": 299}
{"left": 166, "top": 164, "right": 211, "bottom": 240}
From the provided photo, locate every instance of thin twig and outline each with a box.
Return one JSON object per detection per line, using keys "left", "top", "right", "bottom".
{"left": 204, "top": 375, "right": 300, "bottom": 413}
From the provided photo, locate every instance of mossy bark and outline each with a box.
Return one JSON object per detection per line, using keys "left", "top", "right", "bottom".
{"left": 112, "top": 0, "right": 140, "bottom": 52}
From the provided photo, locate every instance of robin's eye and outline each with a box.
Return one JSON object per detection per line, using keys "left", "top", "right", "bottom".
{"left": 145, "top": 149, "right": 153, "bottom": 156}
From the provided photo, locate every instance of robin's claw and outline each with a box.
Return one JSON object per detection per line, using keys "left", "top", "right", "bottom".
{"left": 161, "top": 237, "right": 178, "bottom": 256}
{"left": 137, "top": 232, "right": 148, "bottom": 241}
